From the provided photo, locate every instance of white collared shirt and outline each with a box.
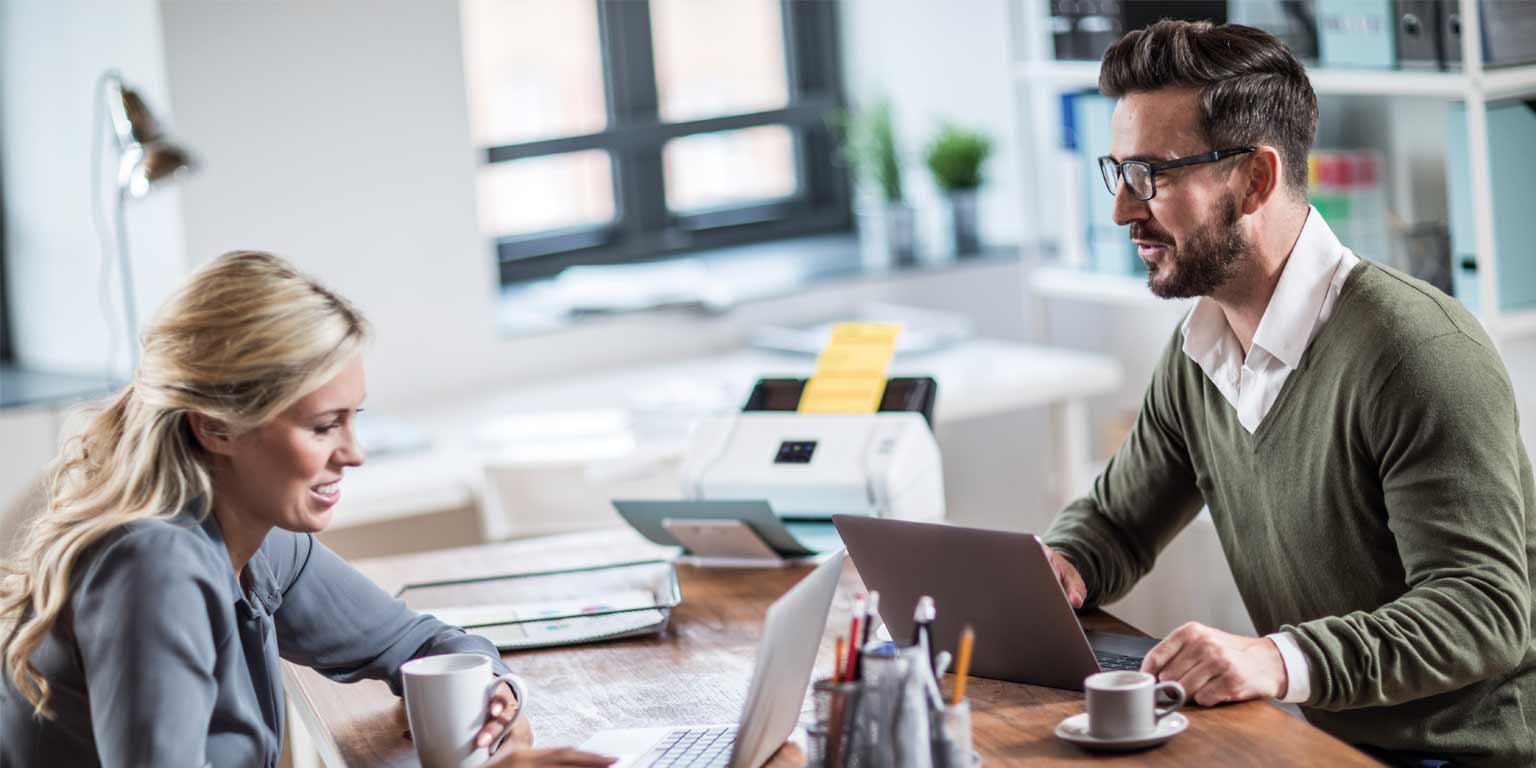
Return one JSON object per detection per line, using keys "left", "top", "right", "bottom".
{"left": 1179, "top": 206, "right": 1359, "bottom": 704}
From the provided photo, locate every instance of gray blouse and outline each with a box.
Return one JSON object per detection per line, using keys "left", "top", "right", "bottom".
{"left": 0, "top": 507, "right": 510, "bottom": 767}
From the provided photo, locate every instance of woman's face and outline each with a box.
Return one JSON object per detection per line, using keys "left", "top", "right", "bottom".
{"left": 215, "top": 355, "right": 366, "bottom": 533}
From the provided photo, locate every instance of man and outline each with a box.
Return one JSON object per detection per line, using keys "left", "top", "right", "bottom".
{"left": 1040, "top": 20, "right": 1535, "bottom": 767}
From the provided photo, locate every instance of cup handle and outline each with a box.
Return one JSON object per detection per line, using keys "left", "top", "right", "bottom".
{"left": 484, "top": 672, "right": 526, "bottom": 755}
{"left": 1153, "top": 681, "right": 1186, "bottom": 722}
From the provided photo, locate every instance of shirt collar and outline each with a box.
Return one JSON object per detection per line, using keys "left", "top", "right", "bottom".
{"left": 1182, "top": 206, "right": 1347, "bottom": 370}
{"left": 188, "top": 500, "right": 283, "bottom": 615}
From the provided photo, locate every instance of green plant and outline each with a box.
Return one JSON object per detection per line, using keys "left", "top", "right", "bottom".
{"left": 924, "top": 123, "right": 993, "bottom": 192}
{"left": 833, "top": 100, "right": 905, "bottom": 203}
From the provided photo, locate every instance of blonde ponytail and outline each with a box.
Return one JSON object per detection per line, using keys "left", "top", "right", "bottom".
{"left": 0, "top": 251, "right": 368, "bottom": 716}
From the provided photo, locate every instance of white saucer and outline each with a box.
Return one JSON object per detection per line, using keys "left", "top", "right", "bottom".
{"left": 1055, "top": 712, "right": 1188, "bottom": 752}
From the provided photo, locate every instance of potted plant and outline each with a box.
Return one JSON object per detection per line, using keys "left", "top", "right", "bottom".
{"left": 925, "top": 123, "right": 993, "bottom": 256}
{"left": 836, "top": 100, "right": 917, "bottom": 266}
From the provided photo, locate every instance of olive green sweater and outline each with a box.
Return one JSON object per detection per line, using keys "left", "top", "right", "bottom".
{"left": 1044, "top": 261, "right": 1536, "bottom": 766}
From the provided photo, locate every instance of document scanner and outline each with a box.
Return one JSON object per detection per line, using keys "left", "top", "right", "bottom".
{"left": 613, "top": 377, "right": 945, "bottom": 566}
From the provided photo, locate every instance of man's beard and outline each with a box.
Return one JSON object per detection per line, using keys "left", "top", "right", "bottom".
{"left": 1137, "top": 195, "right": 1251, "bottom": 299}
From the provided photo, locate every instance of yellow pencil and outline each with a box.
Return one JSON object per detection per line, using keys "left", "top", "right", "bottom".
{"left": 952, "top": 625, "right": 975, "bottom": 705}
{"left": 834, "top": 636, "right": 846, "bottom": 683}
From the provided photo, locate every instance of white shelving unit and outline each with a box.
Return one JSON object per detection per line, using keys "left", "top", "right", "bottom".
{"left": 1010, "top": 0, "right": 1536, "bottom": 340}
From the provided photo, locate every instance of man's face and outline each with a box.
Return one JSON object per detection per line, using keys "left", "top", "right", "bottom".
{"left": 1108, "top": 88, "right": 1253, "bottom": 299}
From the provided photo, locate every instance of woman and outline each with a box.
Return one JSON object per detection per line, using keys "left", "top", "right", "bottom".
{"left": 0, "top": 252, "right": 612, "bottom": 767}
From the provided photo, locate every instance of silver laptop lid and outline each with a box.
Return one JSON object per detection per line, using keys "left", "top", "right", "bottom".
{"left": 832, "top": 515, "right": 1103, "bottom": 690}
{"left": 728, "top": 549, "right": 846, "bottom": 768}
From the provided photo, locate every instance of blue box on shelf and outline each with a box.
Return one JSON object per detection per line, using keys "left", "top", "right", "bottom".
{"left": 1318, "top": 0, "right": 1396, "bottom": 69}
{"left": 1446, "top": 99, "right": 1536, "bottom": 315}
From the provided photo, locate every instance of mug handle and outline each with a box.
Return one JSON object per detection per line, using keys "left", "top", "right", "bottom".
{"left": 1153, "top": 680, "right": 1186, "bottom": 722}
{"left": 484, "top": 673, "right": 526, "bottom": 755}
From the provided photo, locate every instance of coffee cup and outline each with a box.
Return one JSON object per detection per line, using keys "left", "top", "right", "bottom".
{"left": 1083, "top": 671, "right": 1184, "bottom": 740}
{"left": 402, "top": 653, "right": 524, "bottom": 768}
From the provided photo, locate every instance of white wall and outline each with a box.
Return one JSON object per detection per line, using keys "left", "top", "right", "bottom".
{"left": 157, "top": 0, "right": 1039, "bottom": 411}
{"left": 839, "top": 0, "right": 1024, "bottom": 253}
{"left": 1, "top": 0, "right": 187, "bottom": 377}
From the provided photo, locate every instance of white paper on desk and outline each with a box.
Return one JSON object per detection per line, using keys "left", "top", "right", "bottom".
{"left": 425, "top": 589, "right": 658, "bottom": 628}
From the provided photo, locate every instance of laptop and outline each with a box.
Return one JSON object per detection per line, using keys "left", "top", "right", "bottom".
{"left": 832, "top": 515, "right": 1158, "bottom": 691}
{"left": 578, "top": 550, "right": 846, "bottom": 768}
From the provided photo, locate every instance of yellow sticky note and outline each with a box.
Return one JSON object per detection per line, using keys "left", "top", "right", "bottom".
{"left": 798, "top": 322, "right": 901, "bottom": 414}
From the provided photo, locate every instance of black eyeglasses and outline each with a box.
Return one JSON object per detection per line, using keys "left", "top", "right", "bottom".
{"left": 1098, "top": 147, "right": 1255, "bottom": 201}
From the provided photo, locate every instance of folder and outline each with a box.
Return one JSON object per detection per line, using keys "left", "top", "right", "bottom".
{"left": 1446, "top": 100, "right": 1536, "bottom": 314}
{"left": 1393, "top": 0, "right": 1442, "bottom": 69}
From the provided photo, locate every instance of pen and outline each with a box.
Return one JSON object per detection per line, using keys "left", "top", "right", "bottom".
{"left": 861, "top": 591, "right": 880, "bottom": 649}
{"left": 913, "top": 595, "right": 936, "bottom": 674}
{"left": 846, "top": 595, "right": 865, "bottom": 680}
{"left": 952, "top": 625, "right": 974, "bottom": 705}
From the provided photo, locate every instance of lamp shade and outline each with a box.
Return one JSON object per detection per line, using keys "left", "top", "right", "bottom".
{"left": 108, "top": 79, "right": 196, "bottom": 198}
{"left": 118, "top": 141, "right": 195, "bottom": 198}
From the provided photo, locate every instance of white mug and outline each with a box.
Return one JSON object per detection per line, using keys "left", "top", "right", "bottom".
{"left": 1083, "top": 671, "right": 1185, "bottom": 740}
{"left": 402, "top": 653, "right": 525, "bottom": 768}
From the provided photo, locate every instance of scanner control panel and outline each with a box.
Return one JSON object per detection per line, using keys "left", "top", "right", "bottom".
{"left": 774, "top": 440, "right": 818, "bottom": 464}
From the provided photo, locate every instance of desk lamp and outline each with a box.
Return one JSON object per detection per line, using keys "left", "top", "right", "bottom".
{"left": 95, "top": 69, "right": 196, "bottom": 370}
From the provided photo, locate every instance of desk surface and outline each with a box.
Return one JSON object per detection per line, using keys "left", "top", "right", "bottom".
{"left": 284, "top": 529, "right": 1378, "bottom": 767}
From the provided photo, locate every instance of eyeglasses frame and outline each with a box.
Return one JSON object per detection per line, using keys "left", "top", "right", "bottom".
{"left": 1098, "top": 147, "right": 1257, "bottom": 201}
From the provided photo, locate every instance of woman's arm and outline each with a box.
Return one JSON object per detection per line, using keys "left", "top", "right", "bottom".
{"left": 74, "top": 528, "right": 228, "bottom": 768}
{"left": 270, "top": 532, "right": 509, "bottom": 694}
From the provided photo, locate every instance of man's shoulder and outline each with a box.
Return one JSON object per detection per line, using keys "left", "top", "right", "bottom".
{"left": 1331, "top": 260, "right": 1496, "bottom": 364}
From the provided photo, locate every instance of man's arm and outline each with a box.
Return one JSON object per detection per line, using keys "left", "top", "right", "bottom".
{"left": 1283, "top": 332, "right": 1532, "bottom": 710}
{"left": 1043, "top": 329, "right": 1206, "bottom": 608}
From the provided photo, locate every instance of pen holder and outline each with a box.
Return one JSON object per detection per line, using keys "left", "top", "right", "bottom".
{"left": 932, "top": 699, "right": 975, "bottom": 768}
{"left": 808, "top": 679, "right": 864, "bottom": 768}
{"left": 859, "top": 646, "right": 935, "bottom": 768}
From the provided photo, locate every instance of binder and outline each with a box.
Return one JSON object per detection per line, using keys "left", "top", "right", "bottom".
{"left": 1393, "top": 0, "right": 1442, "bottom": 69}
{"left": 1443, "top": 1, "right": 1536, "bottom": 69}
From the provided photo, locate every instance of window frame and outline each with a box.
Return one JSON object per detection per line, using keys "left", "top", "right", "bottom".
{"left": 483, "top": 0, "right": 851, "bottom": 285}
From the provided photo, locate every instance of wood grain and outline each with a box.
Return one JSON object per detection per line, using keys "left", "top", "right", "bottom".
{"left": 283, "top": 528, "right": 1379, "bottom": 767}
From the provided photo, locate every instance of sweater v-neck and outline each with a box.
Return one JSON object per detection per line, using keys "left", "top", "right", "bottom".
{"left": 1226, "top": 259, "right": 1371, "bottom": 449}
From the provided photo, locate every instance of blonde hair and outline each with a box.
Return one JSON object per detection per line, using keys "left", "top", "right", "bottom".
{"left": 0, "top": 251, "right": 369, "bottom": 717}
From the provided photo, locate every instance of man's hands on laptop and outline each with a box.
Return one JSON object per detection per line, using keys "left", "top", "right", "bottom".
{"left": 1039, "top": 541, "right": 1289, "bottom": 706}
{"left": 1140, "top": 623, "right": 1289, "bottom": 706}
{"left": 1039, "top": 542, "right": 1087, "bottom": 609}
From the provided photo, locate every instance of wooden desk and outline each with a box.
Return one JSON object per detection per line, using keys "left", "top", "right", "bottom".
{"left": 283, "top": 529, "right": 1379, "bottom": 767}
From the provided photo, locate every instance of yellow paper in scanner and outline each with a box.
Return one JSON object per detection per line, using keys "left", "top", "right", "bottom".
{"left": 798, "top": 322, "right": 901, "bottom": 414}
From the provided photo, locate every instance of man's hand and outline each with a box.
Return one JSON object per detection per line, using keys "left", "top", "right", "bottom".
{"left": 1140, "top": 622, "right": 1289, "bottom": 706}
{"left": 1040, "top": 542, "right": 1087, "bottom": 609}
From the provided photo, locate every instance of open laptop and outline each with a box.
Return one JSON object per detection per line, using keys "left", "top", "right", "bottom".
{"left": 832, "top": 515, "right": 1158, "bottom": 691}
{"left": 578, "top": 549, "right": 846, "bottom": 768}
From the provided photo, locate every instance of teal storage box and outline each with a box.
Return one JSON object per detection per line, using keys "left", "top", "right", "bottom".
{"left": 1318, "top": 0, "right": 1395, "bottom": 69}
{"left": 1446, "top": 100, "right": 1536, "bottom": 314}
{"left": 1068, "top": 91, "right": 1138, "bottom": 276}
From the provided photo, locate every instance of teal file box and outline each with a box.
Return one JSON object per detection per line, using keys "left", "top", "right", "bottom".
{"left": 1318, "top": 0, "right": 1395, "bottom": 69}
{"left": 1068, "top": 91, "right": 1137, "bottom": 276}
{"left": 1446, "top": 100, "right": 1536, "bottom": 315}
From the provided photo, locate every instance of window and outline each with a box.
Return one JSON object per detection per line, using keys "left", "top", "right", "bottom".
{"left": 460, "top": 0, "right": 850, "bottom": 285}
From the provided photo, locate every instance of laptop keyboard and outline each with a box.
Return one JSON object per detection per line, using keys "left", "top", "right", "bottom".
{"left": 1095, "top": 651, "right": 1145, "bottom": 672}
{"left": 640, "top": 725, "right": 737, "bottom": 768}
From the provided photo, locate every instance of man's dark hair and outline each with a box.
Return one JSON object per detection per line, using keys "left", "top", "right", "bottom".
{"left": 1099, "top": 20, "right": 1318, "bottom": 200}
